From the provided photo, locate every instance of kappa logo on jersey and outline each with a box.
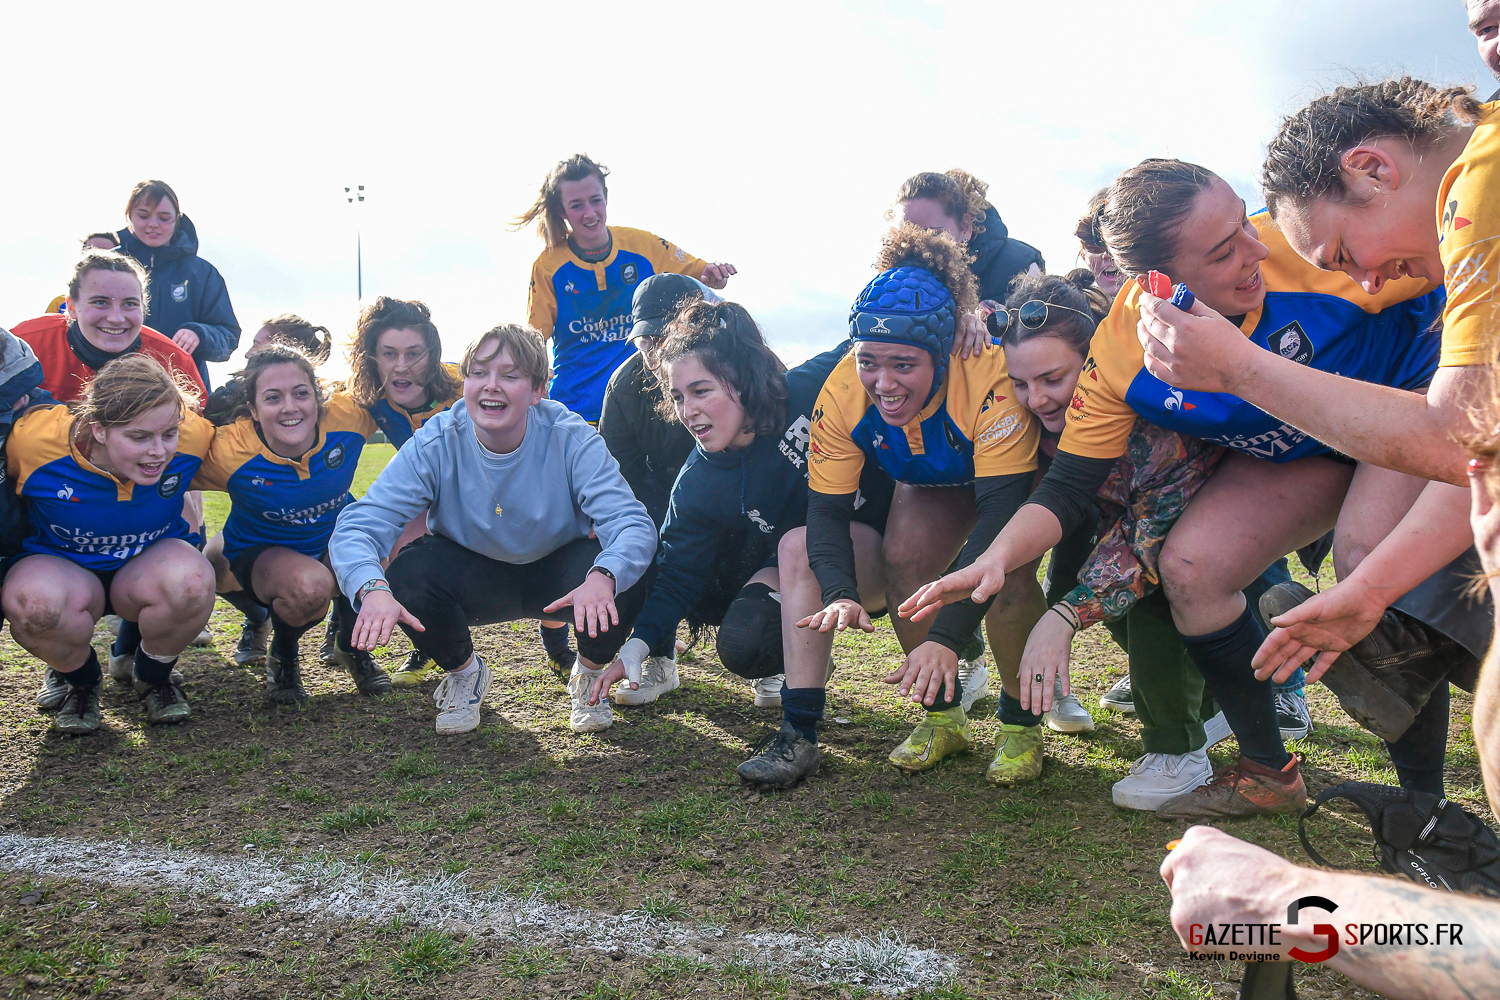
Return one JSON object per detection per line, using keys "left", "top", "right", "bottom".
{"left": 325, "top": 443, "right": 346, "bottom": 470}
{"left": 1164, "top": 389, "right": 1197, "bottom": 412}
{"left": 156, "top": 471, "right": 183, "bottom": 499}
{"left": 621, "top": 262, "right": 639, "bottom": 285}
{"left": 56, "top": 484, "right": 78, "bottom": 501}
{"left": 1268, "top": 321, "right": 1314, "bottom": 365}
{"left": 171, "top": 283, "right": 188, "bottom": 303}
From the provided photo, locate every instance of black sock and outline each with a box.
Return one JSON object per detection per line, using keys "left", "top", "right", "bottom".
{"left": 1386, "top": 678, "right": 1449, "bottom": 796}
{"left": 133, "top": 645, "right": 178, "bottom": 687}
{"left": 67, "top": 648, "right": 102, "bottom": 688}
{"left": 540, "top": 622, "right": 573, "bottom": 657}
{"left": 998, "top": 690, "right": 1041, "bottom": 727}
{"left": 336, "top": 594, "right": 358, "bottom": 653}
{"left": 112, "top": 619, "right": 141, "bottom": 658}
{"left": 958, "top": 626, "right": 985, "bottom": 663}
{"left": 781, "top": 687, "right": 825, "bottom": 743}
{"left": 1181, "top": 601, "right": 1290, "bottom": 770}
{"left": 270, "top": 612, "right": 318, "bottom": 660}
{"left": 221, "top": 590, "right": 269, "bottom": 626}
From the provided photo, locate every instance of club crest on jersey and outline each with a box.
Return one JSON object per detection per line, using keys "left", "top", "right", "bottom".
{"left": 157, "top": 472, "right": 183, "bottom": 499}
{"left": 171, "top": 283, "right": 188, "bottom": 303}
{"left": 1268, "top": 322, "right": 1313, "bottom": 366}
{"left": 622, "top": 262, "right": 639, "bottom": 285}
{"left": 325, "top": 443, "right": 346, "bottom": 470}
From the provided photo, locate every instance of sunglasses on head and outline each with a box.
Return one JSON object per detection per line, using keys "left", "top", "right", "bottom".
{"left": 984, "top": 299, "right": 1095, "bottom": 339}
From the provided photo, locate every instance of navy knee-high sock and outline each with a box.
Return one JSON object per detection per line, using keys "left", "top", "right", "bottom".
{"left": 112, "top": 619, "right": 141, "bottom": 658}
{"left": 221, "top": 590, "right": 269, "bottom": 626}
{"left": 781, "top": 687, "right": 825, "bottom": 743}
{"left": 270, "top": 612, "right": 318, "bottom": 660}
{"left": 1180, "top": 601, "right": 1290, "bottom": 770}
{"left": 1386, "top": 679, "right": 1450, "bottom": 796}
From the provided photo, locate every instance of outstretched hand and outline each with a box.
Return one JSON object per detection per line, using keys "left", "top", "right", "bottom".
{"left": 1018, "top": 609, "right": 1075, "bottom": 713}
{"left": 1251, "top": 580, "right": 1387, "bottom": 684}
{"left": 543, "top": 570, "right": 618, "bottom": 638}
{"left": 1136, "top": 293, "right": 1256, "bottom": 392}
{"left": 700, "top": 263, "right": 738, "bottom": 289}
{"left": 588, "top": 637, "right": 649, "bottom": 705}
{"left": 884, "top": 640, "right": 959, "bottom": 707}
{"left": 897, "top": 560, "right": 1006, "bottom": 624}
{"left": 352, "top": 589, "right": 424, "bottom": 651}
{"left": 796, "top": 598, "right": 874, "bottom": 634}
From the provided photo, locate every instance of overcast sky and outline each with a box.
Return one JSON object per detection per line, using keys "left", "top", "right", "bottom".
{"left": 1, "top": 1, "right": 1489, "bottom": 383}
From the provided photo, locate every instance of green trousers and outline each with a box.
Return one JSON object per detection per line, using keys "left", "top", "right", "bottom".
{"left": 1103, "top": 589, "right": 1218, "bottom": 754}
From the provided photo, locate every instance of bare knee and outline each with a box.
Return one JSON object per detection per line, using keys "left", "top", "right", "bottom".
{"left": 1331, "top": 535, "right": 1374, "bottom": 580}
{"left": 278, "top": 567, "right": 335, "bottom": 623}
{"left": 1159, "top": 535, "right": 1210, "bottom": 606}
{"left": 990, "top": 567, "right": 1042, "bottom": 613}
{"left": 4, "top": 585, "right": 68, "bottom": 637}
{"left": 777, "top": 528, "right": 811, "bottom": 578}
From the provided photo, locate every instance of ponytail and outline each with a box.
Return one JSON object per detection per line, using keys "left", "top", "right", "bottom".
{"left": 653, "top": 300, "right": 788, "bottom": 436}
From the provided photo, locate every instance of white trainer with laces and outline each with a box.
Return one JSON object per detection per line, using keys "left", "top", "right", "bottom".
{"left": 568, "top": 663, "right": 614, "bottom": 733}
{"left": 1112, "top": 749, "right": 1213, "bottom": 811}
{"left": 612, "top": 652, "right": 680, "bottom": 706}
{"left": 957, "top": 657, "right": 991, "bottom": 712}
{"left": 432, "top": 656, "right": 492, "bottom": 736}
{"left": 751, "top": 673, "right": 784, "bottom": 708}
{"left": 1043, "top": 675, "right": 1095, "bottom": 733}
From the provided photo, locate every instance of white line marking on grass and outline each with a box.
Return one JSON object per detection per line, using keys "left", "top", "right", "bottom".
{"left": 0, "top": 833, "right": 958, "bottom": 994}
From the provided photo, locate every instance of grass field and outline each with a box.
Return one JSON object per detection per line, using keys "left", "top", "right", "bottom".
{"left": 0, "top": 444, "right": 1485, "bottom": 999}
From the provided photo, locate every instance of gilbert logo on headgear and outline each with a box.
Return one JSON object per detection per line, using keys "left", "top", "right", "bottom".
{"left": 1285, "top": 895, "right": 1340, "bottom": 964}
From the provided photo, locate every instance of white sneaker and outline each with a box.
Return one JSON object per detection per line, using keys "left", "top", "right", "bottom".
{"left": 107, "top": 649, "right": 134, "bottom": 683}
{"left": 191, "top": 628, "right": 213, "bottom": 647}
{"left": 1043, "top": 675, "right": 1095, "bottom": 733}
{"left": 104, "top": 615, "right": 122, "bottom": 637}
{"left": 1112, "top": 749, "right": 1212, "bottom": 811}
{"left": 1203, "top": 710, "right": 1232, "bottom": 749}
{"left": 957, "top": 657, "right": 991, "bottom": 712}
{"left": 1275, "top": 687, "right": 1312, "bottom": 742}
{"left": 612, "top": 652, "right": 679, "bottom": 706}
{"left": 568, "top": 664, "right": 614, "bottom": 733}
{"left": 1099, "top": 674, "right": 1134, "bottom": 713}
{"left": 432, "top": 657, "right": 492, "bottom": 736}
{"left": 751, "top": 674, "right": 784, "bottom": 708}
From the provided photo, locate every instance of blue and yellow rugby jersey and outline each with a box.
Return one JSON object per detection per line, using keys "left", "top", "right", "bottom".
{"left": 197, "top": 391, "right": 377, "bottom": 561}
{"left": 526, "top": 227, "right": 706, "bottom": 421}
{"left": 364, "top": 364, "right": 460, "bottom": 448}
{"left": 7, "top": 405, "right": 213, "bottom": 570}
{"left": 1063, "top": 214, "right": 1442, "bottom": 463}
{"left": 808, "top": 346, "right": 1039, "bottom": 493}
{"left": 1436, "top": 100, "right": 1500, "bottom": 368}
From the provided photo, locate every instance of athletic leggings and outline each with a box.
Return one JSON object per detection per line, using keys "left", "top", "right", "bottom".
{"left": 387, "top": 533, "right": 648, "bottom": 671}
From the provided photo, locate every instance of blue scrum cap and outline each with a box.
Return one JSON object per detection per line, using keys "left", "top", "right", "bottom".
{"left": 848, "top": 265, "right": 955, "bottom": 405}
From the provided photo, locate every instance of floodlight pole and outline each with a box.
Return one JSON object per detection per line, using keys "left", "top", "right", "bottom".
{"left": 344, "top": 185, "right": 366, "bottom": 300}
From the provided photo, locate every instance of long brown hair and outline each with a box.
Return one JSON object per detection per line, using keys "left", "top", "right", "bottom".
{"left": 260, "top": 314, "right": 334, "bottom": 364}
{"left": 1263, "top": 78, "right": 1482, "bottom": 218}
{"left": 1086, "top": 159, "right": 1218, "bottom": 278}
{"left": 653, "top": 300, "right": 788, "bottom": 438}
{"left": 512, "top": 154, "right": 610, "bottom": 249}
{"left": 344, "top": 296, "right": 460, "bottom": 408}
{"left": 231, "top": 343, "right": 328, "bottom": 424}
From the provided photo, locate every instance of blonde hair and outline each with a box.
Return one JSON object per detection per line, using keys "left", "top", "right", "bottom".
{"left": 460, "top": 324, "right": 549, "bottom": 390}
{"left": 72, "top": 353, "right": 198, "bottom": 430}
{"left": 512, "top": 154, "right": 610, "bottom": 249}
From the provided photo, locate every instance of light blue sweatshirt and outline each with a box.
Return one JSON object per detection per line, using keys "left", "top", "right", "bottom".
{"left": 329, "top": 398, "right": 656, "bottom": 600}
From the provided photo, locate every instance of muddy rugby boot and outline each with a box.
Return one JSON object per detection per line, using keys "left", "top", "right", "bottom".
{"left": 334, "top": 646, "right": 392, "bottom": 696}
{"left": 36, "top": 668, "right": 69, "bottom": 711}
{"left": 266, "top": 648, "right": 308, "bottom": 706}
{"left": 1155, "top": 754, "right": 1306, "bottom": 822}
{"left": 138, "top": 681, "right": 192, "bottom": 726}
{"left": 984, "top": 723, "right": 1043, "bottom": 786}
{"left": 889, "top": 707, "right": 973, "bottom": 773}
{"left": 54, "top": 683, "right": 102, "bottom": 735}
{"left": 235, "top": 617, "right": 271, "bottom": 666}
{"left": 738, "top": 721, "right": 821, "bottom": 787}
{"left": 1259, "top": 582, "right": 1458, "bottom": 743}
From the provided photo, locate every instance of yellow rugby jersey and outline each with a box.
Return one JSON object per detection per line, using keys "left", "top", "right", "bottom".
{"left": 808, "top": 347, "right": 1038, "bottom": 493}
{"left": 196, "top": 391, "right": 378, "bottom": 561}
{"left": 1062, "top": 215, "right": 1441, "bottom": 462}
{"left": 365, "top": 363, "right": 461, "bottom": 449}
{"left": 8, "top": 404, "right": 214, "bottom": 569}
{"left": 527, "top": 227, "right": 706, "bottom": 421}
{"left": 1436, "top": 100, "right": 1500, "bottom": 367}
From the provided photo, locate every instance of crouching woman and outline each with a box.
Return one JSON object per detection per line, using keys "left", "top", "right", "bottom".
{"left": 329, "top": 324, "right": 657, "bottom": 736}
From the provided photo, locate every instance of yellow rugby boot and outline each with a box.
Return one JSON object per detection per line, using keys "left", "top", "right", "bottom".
{"left": 984, "top": 723, "right": 1044, "bottom": 786}
{"left": 888, "top": 707, "right": 973, "bottom": 772}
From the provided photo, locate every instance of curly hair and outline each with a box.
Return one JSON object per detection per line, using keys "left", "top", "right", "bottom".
{"left": 1086, "top": 159, "right": 1219, "bottom": 278}
{"left": 260, "top": 314, "right": 333, "bottom": 365}
{"left": 1263, "top": 78, "right": 1482, "bottom": 218}
{"left": 891, "top": 169, "right": 992, "bottom": 236}
{"left": 344, "top": 296, "right": 461, "bottom": 408}
{"left": 873, "top": 222, "right": 979, "bottom": 317}
{"left": 999, "top": 269, "right": 1105, "bottom": 358}
{"left": 512, "top": 154, "right": 610, "bottom": 249}
{"left": 652, "top": 300, "right": 788, "bottom": 438}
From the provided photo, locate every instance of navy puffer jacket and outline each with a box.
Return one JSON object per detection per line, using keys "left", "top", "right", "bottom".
{"left": 967, "top": 205, "right": 1045, "bottom": 302}
{"left": 116, "top": 214, "right": 240, "bottom": 390}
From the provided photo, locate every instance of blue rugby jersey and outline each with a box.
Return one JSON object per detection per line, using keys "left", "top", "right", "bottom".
{"left": 1063, "top": 215, "right": 1443, "bottom": 463}
{"left": 196, "top": 391, "right": 377, "bottom": 561}
{"left": 527, "top": 227, "right": 706, "bottom": 421}
{"left": 363, "top": 364, "right": 460, "bottom": 449}
{"left": 7, "top": 405, "right": 213, "bottom": 569}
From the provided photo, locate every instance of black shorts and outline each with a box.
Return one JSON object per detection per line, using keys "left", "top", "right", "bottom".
{"left": 5, "top": 551, "right": 123, "bottom": 618}
{"left": 228, "top": 544, "right": 330, "bottom": 606}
